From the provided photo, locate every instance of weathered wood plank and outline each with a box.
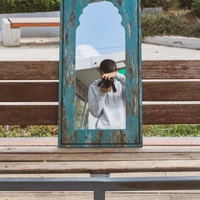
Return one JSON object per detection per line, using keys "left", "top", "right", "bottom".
{"left": 0, "top": 104, "right": 200, "bottom": 125}
{"left": 1, "top": 160, "right": 200, "bottom": 173}
{"left": 0, "top": 105, "right": 57, "bottom": 125}
{"left": 143, "top": 104, "right": 200, "bottom": 124}
{"left": 142, "top": 60, "right": 200, "bottom": 79}
{"left": 0, "top": 152, "right": 199, "bottom": 161}
{"left": 0, "top": 61, "right": 200, "bottom": 80}
{"left": 9, "top": 17, "right": 60, "bottom": 28}
{"left": 0, "top": 82, "right": 58, "bottom": 102}
{"left": 143, "top": 81, "right": 200, "bottom": 101}
{"left": 0, "top": 61, "right": 58, "bottom": 80}
{"left": 2, "top": 192, "right": 200, "bottom": 200}
{"left": 1, "top": 81, "right": 200, "bottom": 102}
{"left": 1, "top": 145, "right": 200, "bottom": 153}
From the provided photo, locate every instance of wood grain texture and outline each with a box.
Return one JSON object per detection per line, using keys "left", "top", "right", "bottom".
{"left": 142, "top": 60, "right": 200, "bottom": 79}
{"left": 0, "top": 82, "right": 58, "bottom": 102}
{"left": 0, "top": 61, "right": 58, "bottom": 80}
{"left": 143, "top": 104, "right": 200, "bottom": 124}
{"left": 0, "top": 60, "right": 200, "bottom": 80}
{"left": 0, "top": 152, "right": 199, "bottom": 161}
{"left": 1, "top": 81, "right": 199, "bottom": 102}
{"left": 143, "top": 81, "right": 200, "bottom": 101}
{"left": 0, "top": 105, "right": 57, "bottom": 125}
{"left": 1, "top": 145, "right": 200, "bottom": 153}
{"left": 1, "top": 160, "right": 200, "bottom": 173}
{"left": 0, "top": 104, "right": 200, "bottom": 125}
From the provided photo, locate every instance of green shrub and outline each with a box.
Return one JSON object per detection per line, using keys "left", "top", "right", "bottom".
{"left": 142, "top": 0, "right": 180, "bottom": 11}
{"left": 142, "top": 12, "right": 200, "bottom": 38}
{"left": 192, "top": 0, "right": 200, "bottom": 18}
{"left": 0, "top": 0, "right": 60, "bottom": 14}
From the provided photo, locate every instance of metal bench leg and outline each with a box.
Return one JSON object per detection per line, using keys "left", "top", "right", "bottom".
{"left": 91, "top": 174, "right": 109, "bottom": 200}
{"left": 94, "top": 188, "right": 105, "bottom": 200}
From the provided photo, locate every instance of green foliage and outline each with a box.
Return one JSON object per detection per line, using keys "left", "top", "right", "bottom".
{"left": 143, "top": 125, "right": 200, "bottom": 137}
{"left": 142, "top": 12, "right": 200, "bottom": 38}
{"left": 0, "top": 125, "right": 57, "bottom": 137}
{"left": 0, "top": 0, "right": 60, "bottom": 14}
{"left": 1, "top": 124, "right": 200, "bottom": 138}
{"left": 192, "top": 0, "right": 200, "bottom": 18}
{"left": 142, "top": 0, "right": 180, "bottom": 11}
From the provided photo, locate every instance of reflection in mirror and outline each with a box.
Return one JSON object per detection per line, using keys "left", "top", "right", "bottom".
{"left": 75, "top": 1, "right": 125, "bottom": 130}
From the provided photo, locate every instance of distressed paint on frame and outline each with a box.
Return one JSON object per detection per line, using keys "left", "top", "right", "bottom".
{"left": 58, "top": 0, "right": 142, "bottom": 148}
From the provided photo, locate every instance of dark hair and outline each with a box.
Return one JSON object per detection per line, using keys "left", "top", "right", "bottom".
{"left": 100, "top": 59, "right": 117, "bottom": 74}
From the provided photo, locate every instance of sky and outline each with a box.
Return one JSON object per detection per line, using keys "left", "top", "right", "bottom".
{"left": 76, "top": 1, "right": 125, "bottom": 59}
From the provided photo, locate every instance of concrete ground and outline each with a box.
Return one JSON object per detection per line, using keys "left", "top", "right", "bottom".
{"left": 0, "top": 37, "right": 200, "bottom": 61}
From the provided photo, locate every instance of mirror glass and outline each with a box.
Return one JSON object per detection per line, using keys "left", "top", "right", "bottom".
{"left": 75, "top": 1, "right": 125, "bottom": 130}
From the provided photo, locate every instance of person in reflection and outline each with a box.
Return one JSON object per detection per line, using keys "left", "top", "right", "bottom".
{"left": 88, "top": 59, "right": 126, "bottom": 129}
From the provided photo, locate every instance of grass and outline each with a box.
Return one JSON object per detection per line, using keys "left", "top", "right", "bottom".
{"left": 0, "top": 125, "right": 58, "bottom": 138}
{"left": 1, "top": 125, "right": 200, "bottom": 138}
{"left": 143, "top": 125, "right": 200, "bottom": 137}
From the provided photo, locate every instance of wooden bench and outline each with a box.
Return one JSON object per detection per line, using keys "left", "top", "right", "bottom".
{"left": 2, "top": 17, "right": 60, "bottom": 47}
{"left": 0, "top": 60, "right": 200, "bottom": 199}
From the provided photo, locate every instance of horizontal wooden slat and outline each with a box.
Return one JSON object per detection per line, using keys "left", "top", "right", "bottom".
{"left": 0, "top": 61, "right": 58, "bottom": 80}
{"left": 0, "top": 152, "right": 199, "bottom": 161}
{"left": 143, "top": 81, "right": 200, "bottom": 101}
{"left": 9, "top": 17, "right": 60, "bottom": 28}
{"left": 0, "top": 82, "right": 58, "bottom": 102}
{"left": 0, "top": 104, "right": 200, "bottom": 125}
{"left": 1, "top": 160, "right": 200, "bottom": 173}
{"left": 142, "top": 60, "right": 200, "bottom": 79}
{"left": 0, "top": 60, "right": 200, "bottom": 80}
{"left": 1, "top": 145, "right": 200, "bottom": 153}
{"left": 0, "top": 105, "right": 57, "bottom": 125}
{"left": 1, "top": 81, "right": 200, "bottom": 102}
{"left": 143, "top": 104, "right": 200, "bottom": 124}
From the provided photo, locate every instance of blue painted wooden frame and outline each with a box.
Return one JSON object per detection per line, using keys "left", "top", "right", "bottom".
{"left": 58, "top": 0, "right": 142, "bottom": 148}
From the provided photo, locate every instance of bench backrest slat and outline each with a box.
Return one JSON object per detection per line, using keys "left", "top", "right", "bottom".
{"left": 1, "top": 104, "right": 200, "bottom": 125}
{"left": 1, "top": 81, "right": 200, "bottom": 102}
{"left": 0, "top": 60, "right": 199, "bottom": 125}
{"left": 0, "top": 61, "right": 199, "bottom": 80}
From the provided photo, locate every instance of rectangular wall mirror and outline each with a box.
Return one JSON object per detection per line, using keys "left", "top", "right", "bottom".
{"left": 58, "top": 0, "right": 142, "bottom": 148}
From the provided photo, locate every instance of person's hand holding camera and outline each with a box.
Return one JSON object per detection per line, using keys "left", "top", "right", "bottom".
{"left": 100, "top": 71, "right": 116, "bottom": 93}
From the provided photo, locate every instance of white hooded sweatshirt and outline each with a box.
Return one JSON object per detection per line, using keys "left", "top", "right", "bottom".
{"left": 88, "top": 72, "right": 126, "bottom": 129}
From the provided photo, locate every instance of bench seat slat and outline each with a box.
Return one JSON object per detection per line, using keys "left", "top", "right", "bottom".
{"left": 0, "top": 152, "right": 199, "bottom": 161}
{"left": 8, "top": 17, "right": 60, "bottom": 28}
{"left": 1, "top": 160, "right": 200, "bottom": 173}
{"left": 0, "top": 104, "right": 200, "bottom": 125}
{"left": 1, "top": 146, "right": 200, "bottom": 153}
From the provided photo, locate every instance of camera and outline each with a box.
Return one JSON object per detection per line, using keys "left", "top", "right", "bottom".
{"left": 98, "top": 78, "right": 117, "bottom": 93}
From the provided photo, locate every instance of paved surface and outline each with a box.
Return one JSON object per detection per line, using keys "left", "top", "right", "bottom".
{"left": 0, "top": 37, "right": 200, "bottom": 61}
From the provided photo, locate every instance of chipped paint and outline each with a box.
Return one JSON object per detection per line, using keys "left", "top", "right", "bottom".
{"left": 58, "top": 0, "right": 142, "bottom": 148}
